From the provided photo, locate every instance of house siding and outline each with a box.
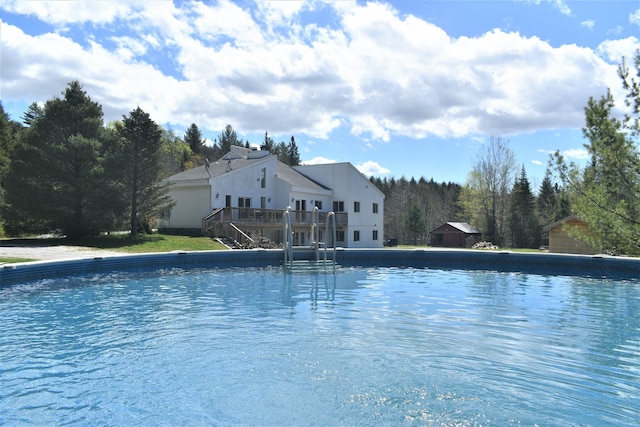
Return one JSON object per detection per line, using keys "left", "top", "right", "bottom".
{"left": 293, "top": 163, "right": 385, "bottom": 248}
{"left": 210, "top": 156, "right": 277, "bottom": 211}
{"left": 548, "top": 219, "right": 599, "bottom": 255}
{"left": 159, "top": 182, "right": 210, "bottom": 230}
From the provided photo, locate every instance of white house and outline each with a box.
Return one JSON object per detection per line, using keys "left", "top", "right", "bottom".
{"left": 159, "top": 146, "right": 385, "bottom": 248}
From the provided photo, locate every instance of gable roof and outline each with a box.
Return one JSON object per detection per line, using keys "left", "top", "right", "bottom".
{"left": 542, "top": 214, "right": 582, "bottom": 232}
{"left": 165, "top": 152, "right": 271, "bottom": 182}
{"left": 431, "top": 222, "right": 481, "bottom": 234}
{"left": 164, "top": 148, "right": 330, "bottom": 193}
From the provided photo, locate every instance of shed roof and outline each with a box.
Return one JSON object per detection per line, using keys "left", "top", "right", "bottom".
{"left": 542, "top": 214, "right": 582, "bottom": 232}
{"left": 431, "top": 222, "right": 481, "bottom": 234}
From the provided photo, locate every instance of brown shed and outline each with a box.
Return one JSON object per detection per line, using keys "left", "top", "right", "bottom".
{"left": 430, "top": 222, "right": 482, "bottom": 248}
{"left": 542, "top": 214, "right": 599, "bottom": 255}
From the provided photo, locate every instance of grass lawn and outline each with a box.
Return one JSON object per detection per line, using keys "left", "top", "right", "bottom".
{"left": 0, "top": 233, "right": 228, "bottom": 259}
{"left": 0, "top": 257, "right": 37, "bottom": 264}
{"left": 77, "top": 234, "right": 229, "bottom": 253}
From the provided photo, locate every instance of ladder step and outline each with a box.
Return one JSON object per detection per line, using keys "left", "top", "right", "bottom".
{"left": 284, "top": 260, "right": 338, "bottom": 272}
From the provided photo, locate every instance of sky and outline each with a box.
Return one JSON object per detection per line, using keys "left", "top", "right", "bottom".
{"left": 1, "top": 0, "right": 639, "bottom": 187}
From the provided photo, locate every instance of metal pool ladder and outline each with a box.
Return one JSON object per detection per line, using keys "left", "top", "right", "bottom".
{"left": 283, "top": 206, "right": 336, "bottom": 272}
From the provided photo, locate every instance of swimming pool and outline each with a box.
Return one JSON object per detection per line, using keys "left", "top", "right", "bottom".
{"left": 1, "top": 250, "right": 639, "bottom": 426}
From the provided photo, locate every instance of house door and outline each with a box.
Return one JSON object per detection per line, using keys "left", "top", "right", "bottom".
{"left": 238, "top": 197, "right": 251, "bottom": 220}
{"left": 295, "top": 199, "right": 306, "bottom": 221}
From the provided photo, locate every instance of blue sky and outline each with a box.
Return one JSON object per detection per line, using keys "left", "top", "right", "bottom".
{"left": 1, "top": 1, "right": 639, "bottom": 187}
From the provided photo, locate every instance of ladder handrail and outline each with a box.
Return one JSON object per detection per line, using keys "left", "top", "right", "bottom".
{"left": 324, "top": 211, "right": 336, "bottom": 269}
{"left": 283, "top": 207, "right": 293, "bottom": 268}
{"left": 311, "top": 206, "right": 319, "bottom": 262}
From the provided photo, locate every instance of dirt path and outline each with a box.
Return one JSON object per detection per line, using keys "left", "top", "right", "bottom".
{"left": 1, "top": 244, "right": 124, "bottom": 261}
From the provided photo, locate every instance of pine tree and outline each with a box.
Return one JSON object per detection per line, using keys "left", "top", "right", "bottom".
{"left": 261, "top": 130, "right": 274, "bottom": 152}
{"left": 287, "top": 136, "right": 300, "bottom": 166}
{"left": 118, "top": 107, "right": 172, "bottom": 236}
{"left": 552, "top": 56, "right": 640, "bottom": 255}
{"left": 509, "top": 166, "right": 540, "bottom": 248}
{"left": 218, "top": 124, "right": 238, "bottom": 153}
{"left": 404, "top": 203, "right": 427, "bottom": 245}
{"left": 2, "top": 81, "right": 123, "bottom": 237}
{"left": 183, "top": 123, "right": 205, "bottom": 154}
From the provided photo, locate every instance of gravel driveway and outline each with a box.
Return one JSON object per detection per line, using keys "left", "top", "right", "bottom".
{"left": 1, "top": 244, "right": 124, "bottom": 261}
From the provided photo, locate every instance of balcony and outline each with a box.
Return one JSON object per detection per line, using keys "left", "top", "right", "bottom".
{"left": 202, "top": 207, "right": 347, "bottom": 234}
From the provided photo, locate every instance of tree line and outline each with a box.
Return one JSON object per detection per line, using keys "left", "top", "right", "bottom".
{"left": 371, "top": 150, "right": 570, "bottom": 249}
{"left": 0, "top": 81, "right": 300, "bottom": 239}
{"left": 1, "top": 51, "right": 638, "bottom": 254}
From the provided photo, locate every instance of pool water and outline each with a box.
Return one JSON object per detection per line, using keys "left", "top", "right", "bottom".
{"left": 1, "top": 266, "right": 639, "bottom": 426}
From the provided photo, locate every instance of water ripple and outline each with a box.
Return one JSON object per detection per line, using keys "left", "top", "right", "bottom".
{"left": 1, "top": 267, "right": 638, "bottom": 426}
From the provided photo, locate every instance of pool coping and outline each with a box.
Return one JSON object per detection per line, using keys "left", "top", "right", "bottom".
{"left": 2, "top": 248, "right": 640, "bottom": 286}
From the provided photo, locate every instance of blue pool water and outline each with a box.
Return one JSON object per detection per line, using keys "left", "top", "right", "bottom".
{"left": 1, "top": 265, "right": 639, "bottom": 426}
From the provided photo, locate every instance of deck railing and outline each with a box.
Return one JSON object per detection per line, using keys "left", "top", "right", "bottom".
{"left": 203, "top": 207, "right": 347, "bottom": 233}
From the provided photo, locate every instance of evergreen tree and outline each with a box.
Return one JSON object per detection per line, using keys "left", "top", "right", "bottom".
{"left": 508, "top": 166, "right": 540, "bottom": 248}
{"left": 0, "top": 103, "right": 22, "bottom": 234}
{"left": 118, "top": 107, "right": 172, "bottom": 236}
{"left": 404, "top": 203, "right": 427, "bottom": 245}
{"left": 552, "top": 52, "right": 640, "bottom": 254}
{"left": 183, "top": 123, "right": 205, "bottom": 154}
{"left": 2, "top": 81, "right": 122, "bottom": 237}
{"left": 287, "top": 136, "right": 300, "bottom": 166}
{"left": 536, "top": 172, "right": 558, "bottom": 228}
{"left": 274, "top": 141, "right": 288, "bottom": 163}
{"left": 261, "top": 130, "right": 274, "bottom": 152}
{"left": 21, "top": 102, "right": 42, "bottom": 126}
{"left": 218, "top": 124, "right": 239, "bottom": 153}
{"left": 536, "top": 170, "right": 571, "bottom": 240}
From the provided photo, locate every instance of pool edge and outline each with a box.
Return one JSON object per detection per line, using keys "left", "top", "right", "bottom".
{"left": 2, "top": 248, "right": 639, "bottom": 286}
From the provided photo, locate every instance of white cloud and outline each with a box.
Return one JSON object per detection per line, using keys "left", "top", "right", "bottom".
{"left": 519, "top": 0, "right": 570, "bottom": 15}
{"left": 2, "top": 0, "right": 137, "bottom": 24}
{"left": 301, "top": 156, "right": 337, "bottom": 165}
{"left": 0, "top": 0, "right": 627, "bottom": 144}
{"left": 531, "top": 160, "right": 544, "bottom": 166}
{"left": 581, "top": 20, "right": 595, "bottom": 30}
{"left": 630, "top": 9, "right": 640, "bottom": 26}
{"left": 355, "top": 161, "right": 391, "bottom": 176}
{"left": 112, "top": 36, "right": 148, "bottom": 62}
{"left": 597, "top": 37, "right": 640, "bottom": 64}
{"left": 563, "top": 148, "right": 589, "bottom": 160}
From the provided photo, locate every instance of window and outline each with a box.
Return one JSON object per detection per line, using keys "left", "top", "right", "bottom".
{"left": 333, "top": 201, "right": 345, "bottom": 212}
{"left": 373, "top": 230, "right": 378, "bottom": 241}
{"left": 373, "top": 203, "right": 379, "bottom": 214}
{"left": 354, "top": 201, "right": 360, "bottom": 213}
{"left": 260, "top": 167, "right": 266, "bottom": 188}
{"left": 354, "top": 230, "right": 360, "bottom": 242}
{"left": 336, "top": 230, "right": 345, "bottom": 242}
{"left": 314, "top": 200, "right": 322, "bottom": 210}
